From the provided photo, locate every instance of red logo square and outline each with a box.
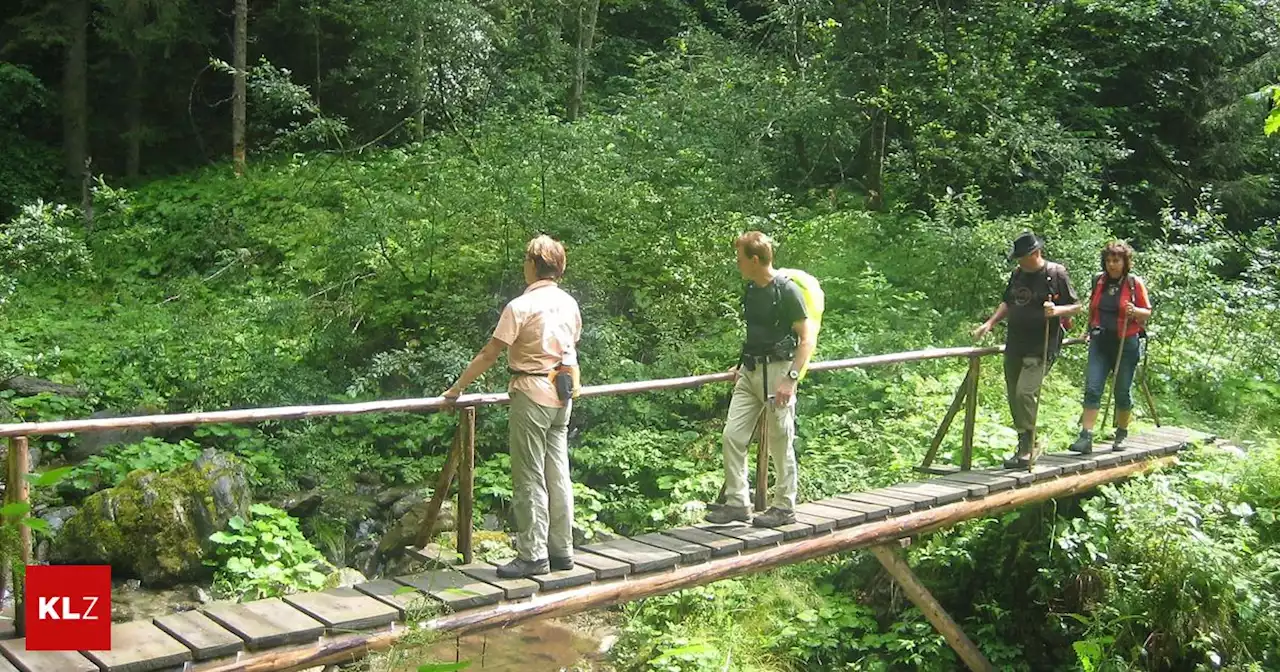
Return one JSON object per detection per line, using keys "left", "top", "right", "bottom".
{"left": 24, "top": 565, "right": 111, "bottom": 651}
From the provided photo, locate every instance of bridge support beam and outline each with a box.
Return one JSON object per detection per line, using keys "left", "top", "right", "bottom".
{"left": 197, "top": 455, "right": 1174, "bottom": 672}
{"left": 870, "top": 543, "right": 993, "bottom": 672}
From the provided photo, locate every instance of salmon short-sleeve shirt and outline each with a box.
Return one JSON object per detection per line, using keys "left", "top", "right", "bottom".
{"left": 492, "top": 279, "right": 582, "bottom": 408}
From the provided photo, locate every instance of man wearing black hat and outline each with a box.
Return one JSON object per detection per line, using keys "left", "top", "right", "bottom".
{"left": 973, "top": 231, "right": 1081, "bottom": 467}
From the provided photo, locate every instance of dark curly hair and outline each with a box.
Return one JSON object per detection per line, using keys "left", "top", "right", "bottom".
{"left": 1100, "top": 240, "right": 1133, "bottom": 275}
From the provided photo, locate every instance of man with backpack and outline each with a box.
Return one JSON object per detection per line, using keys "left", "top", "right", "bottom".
{"left": 973, "top": 231, "right": 1081, "bottom": 468}
{"left": 706, "top": 231, "right": 820, "bottom": 528}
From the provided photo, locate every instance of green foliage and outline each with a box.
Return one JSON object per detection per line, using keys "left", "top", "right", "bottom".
{"left": 68, "top": 437, "right": 201, "bottom": 493}
{"left": 207, "top": 503, "right": 327, "bottom": 601}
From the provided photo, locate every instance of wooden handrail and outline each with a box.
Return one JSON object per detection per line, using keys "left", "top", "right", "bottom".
{"left": 0, "top": 339, "right": 1085, "bottom": 438}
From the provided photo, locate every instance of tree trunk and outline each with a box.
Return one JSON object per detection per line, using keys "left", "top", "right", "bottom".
{"left": 62, "top": 0, "right": 90, "bottom": 180}
{"left": 565, "top": 0, "right": 600, "bottom": 122}
{"left": 126, "top": 60, "right": 144, "bottom": 179}
{"left": 232, "top": 0, "right": 248, "bottom": 176}
{"left": 122, "top": 0, "right": 144, "bottom": 179}
{"left": 413, "top": 16, "right": 427, "bottom": 140}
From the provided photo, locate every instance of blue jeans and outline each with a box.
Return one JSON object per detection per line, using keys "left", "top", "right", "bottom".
{"left": 1082, "top": 332, "right": 1142, "bottom": 410}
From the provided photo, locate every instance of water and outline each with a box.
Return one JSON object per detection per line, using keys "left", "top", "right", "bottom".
{"left": 379, "top": 618, "right": 614, "bottom": 672}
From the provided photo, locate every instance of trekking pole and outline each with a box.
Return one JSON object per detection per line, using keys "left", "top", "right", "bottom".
{"left": 1028, "top": 318, "right": 1052, "bottom": 472}
{"left": 1099, "top": 309, "right": 1131, "bottom": 433}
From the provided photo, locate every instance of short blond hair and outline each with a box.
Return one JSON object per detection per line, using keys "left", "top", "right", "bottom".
{"left": 526, "top": 235, "right": 566, "bottom": 279}
{"left": 735, "top": 231, "right": 774, "bottom": 265}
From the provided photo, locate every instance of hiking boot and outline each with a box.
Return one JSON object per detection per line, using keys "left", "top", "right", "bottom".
{"left": 1112, "top": 428, "right": 1129, "bottom": 451}
{"left": 705, "top": 505, "right": 751, "bottom": 525}
{"left": 1068, "top": 429, "right": 1094, "bottom": 454}
{"left": 550, "top": 556, "right": 574, "bottom": 571}
{"left": 751, "top": 507, "right": 796, "bottom": 529}
{"left": 1003, "top": 431, "right": 1032, "bottom": 468}
{"left": 496, "top": 557, "right": 549, "bottom": 579}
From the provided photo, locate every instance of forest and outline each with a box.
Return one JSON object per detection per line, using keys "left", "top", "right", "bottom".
{"left": 2, "top": 0, "right": 1280, "bottom": 669}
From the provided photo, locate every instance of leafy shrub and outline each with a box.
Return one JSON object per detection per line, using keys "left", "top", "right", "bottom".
{"left": 208, "top": 503, "right": 326, "bottom": 601}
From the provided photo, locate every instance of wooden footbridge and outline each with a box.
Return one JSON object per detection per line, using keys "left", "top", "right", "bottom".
{"left": 0, "top": 340, "right": 1210, "bottom": 672}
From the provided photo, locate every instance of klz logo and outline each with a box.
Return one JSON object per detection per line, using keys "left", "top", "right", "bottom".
{"left": 25, "top": 565, "right": 111, "bottom": 650}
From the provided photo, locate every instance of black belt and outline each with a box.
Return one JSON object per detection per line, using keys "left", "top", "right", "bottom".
{"left": 508, "top": 369, "right": 552, "bottom": 377}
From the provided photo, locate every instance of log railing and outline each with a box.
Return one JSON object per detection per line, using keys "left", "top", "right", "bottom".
{"left": 0, "top": 338, "right": 1090, "bottom": 634}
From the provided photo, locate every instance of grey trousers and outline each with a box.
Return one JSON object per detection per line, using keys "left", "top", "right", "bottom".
{"left": 721, "top": 359, "right": 798, "bottom": 511}
{"left": 509, "top": 390, "right": 574, "bottom": 561}
{"left": 1003, "top": 353, "right": 1054, "bottom": 434}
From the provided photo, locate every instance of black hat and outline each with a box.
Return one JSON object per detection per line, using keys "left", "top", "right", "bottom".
{"left": 1009, "top": 231, "right": 1043, "bottom": 259}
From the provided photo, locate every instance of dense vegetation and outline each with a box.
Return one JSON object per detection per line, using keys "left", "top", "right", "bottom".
{"left": 3, "top": 0, "right": 1280, "bottom": 669}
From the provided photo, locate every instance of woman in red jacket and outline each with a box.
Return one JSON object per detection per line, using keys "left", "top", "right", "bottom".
{"left": 1068, "top": 241, "right": 1153, "bottom": 453}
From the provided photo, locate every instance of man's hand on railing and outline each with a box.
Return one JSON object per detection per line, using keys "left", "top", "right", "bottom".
{"left": 728, "top": 364, "right": 740, "bottom": 383}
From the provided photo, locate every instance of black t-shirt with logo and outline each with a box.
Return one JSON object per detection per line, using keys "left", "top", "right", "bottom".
{"left": 743, "top": 275, "right": 809, "bottom": 356}
{"left": 1097, "top": 276, "right": 1123, "bottom": 334}
{"left": 1003, "top": 261, "right": 1078, "bottom": 358}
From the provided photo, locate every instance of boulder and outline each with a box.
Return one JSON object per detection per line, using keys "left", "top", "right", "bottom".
{"left": 53, "top": 449, "right": 252, "bottom": 586}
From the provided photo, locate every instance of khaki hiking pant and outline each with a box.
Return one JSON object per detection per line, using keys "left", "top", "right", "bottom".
{"left": 722, "top": 359, "right": 798, "bottom": 511}
{"left": 509, "top": 390, "right": 574, "bottom": 562}
{"left": 1003, "top": 353, "right": 1055, "bottom": 435}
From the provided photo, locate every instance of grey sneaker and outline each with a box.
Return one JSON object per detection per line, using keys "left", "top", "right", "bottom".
{"left": 752, "top": 507, "right": 796, "bottom": 528}
{"left": 549, "top": 555, "right": 574, "bottom": 571}
{"left": 705, "top": 505, "right": 751, "bottom": 524}
{"left": 1112, "top": 428, "right": 1129, "bottom": 451}
{"left": 1068, "top": 429, "right": 1094, "bottom": 454}
{"left": 496, "top": 557, "right": 549, "bottom": 578}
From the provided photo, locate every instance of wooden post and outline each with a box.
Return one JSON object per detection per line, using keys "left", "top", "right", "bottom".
{"left": 7, "top": 437, "right": 31, "bottom": 636}
{"left": 920, "top": 372, "right": 970, "bottom": 471}
{"left": 870, "top": 544, "right": 993, "bottom": 672}
{"left": 456, "top": 407, "right": 476, "bottom": 564}
{"left": 414, "top": 429, "right": 462, "bottom": 549}
{"left": 1140, "top": 375, "right": 1161, "bottom": 427}
{"left": 754, "top": 411, "right": 768, "bottom": 513}
{"left": 960, "top": 356, "right": 980, "bottom": 471}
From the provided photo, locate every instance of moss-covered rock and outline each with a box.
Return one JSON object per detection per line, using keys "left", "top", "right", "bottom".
{"left": 53, "top": 449, "right": 251, "bottom": 586}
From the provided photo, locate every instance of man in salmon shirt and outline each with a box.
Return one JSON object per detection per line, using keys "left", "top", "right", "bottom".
{"left": 443, "top": 235, "right": 582, "bottom": 579}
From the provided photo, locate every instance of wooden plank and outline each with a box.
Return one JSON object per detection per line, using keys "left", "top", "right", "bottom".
{"left": 0, "top": 641, "right": 97, "bottom": 672}
{"left": 792, "top": 509, "right": 838, "bottom": 533}
{"left": 936, "top": 471, "right": 1011, "bottom": 493}
{"left": 696, "top": 522, "right": 783, "bottom": 549}
{"left": 581, "top": 538, "right": 680, "bottom": 574}
{"left": 795, "top": 502, "right": 864, "bottom": 528}
{"left": 915, "top": 480, "right": 980, "bottom": 500}
{"left": 890, "top": 482, "right": 968, "bottom": 505}
{"left": 527, "top": 565, "right": 597, "bottom": 592}
{"left": 837, "top": 493, "right": 915, "bottom": 515}
{"left": 631, "top": 533, "right": 713, "bottom": 564}
{"left": 284, "top": 588, "right": 400, "bottom": 632}
{"left": 456, "top": 562, "right": 539, "bottom": 599}
{"left": 872, "top": 486, "right": 940, "bottom": 507}
{"left": 152, "top": 610, "right": 244, "bottom": 661}
{"left": 1092, "top": 451, "right": 1125, "bottom": 467}
{"left": 813, "top": 497, "right": 889, "bottom": 520}
{"left": 203, "top": 599, "right": 325, "bottom": 651}
{"left": 1036, "top": 454, "right": 1094, "bottom": 474}
{"left": 865, "top": 488, "right": 934, "bottom": 510}
{"left": 1121, "top": 435, "right": 1181, "bottom": 455}
{"left": 395, "top": 570, "right": 504, "bottom": 611}
{"left": 662, "top": 527, "right": 743, "bottom": 557}
{"left": 81, "top": 621, "right": 192, "bottom": 672}
{"left": 981, "top": 468, "right": 1034, "bottom": 486}
{"left": 571, "top": 551, "right": 631, "bottom": 580}
{"left": 353, "top": 580, "right": 433, "bottom": 619}
{"left": 775, "top": 520, "right": 816, "bottom": 541}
